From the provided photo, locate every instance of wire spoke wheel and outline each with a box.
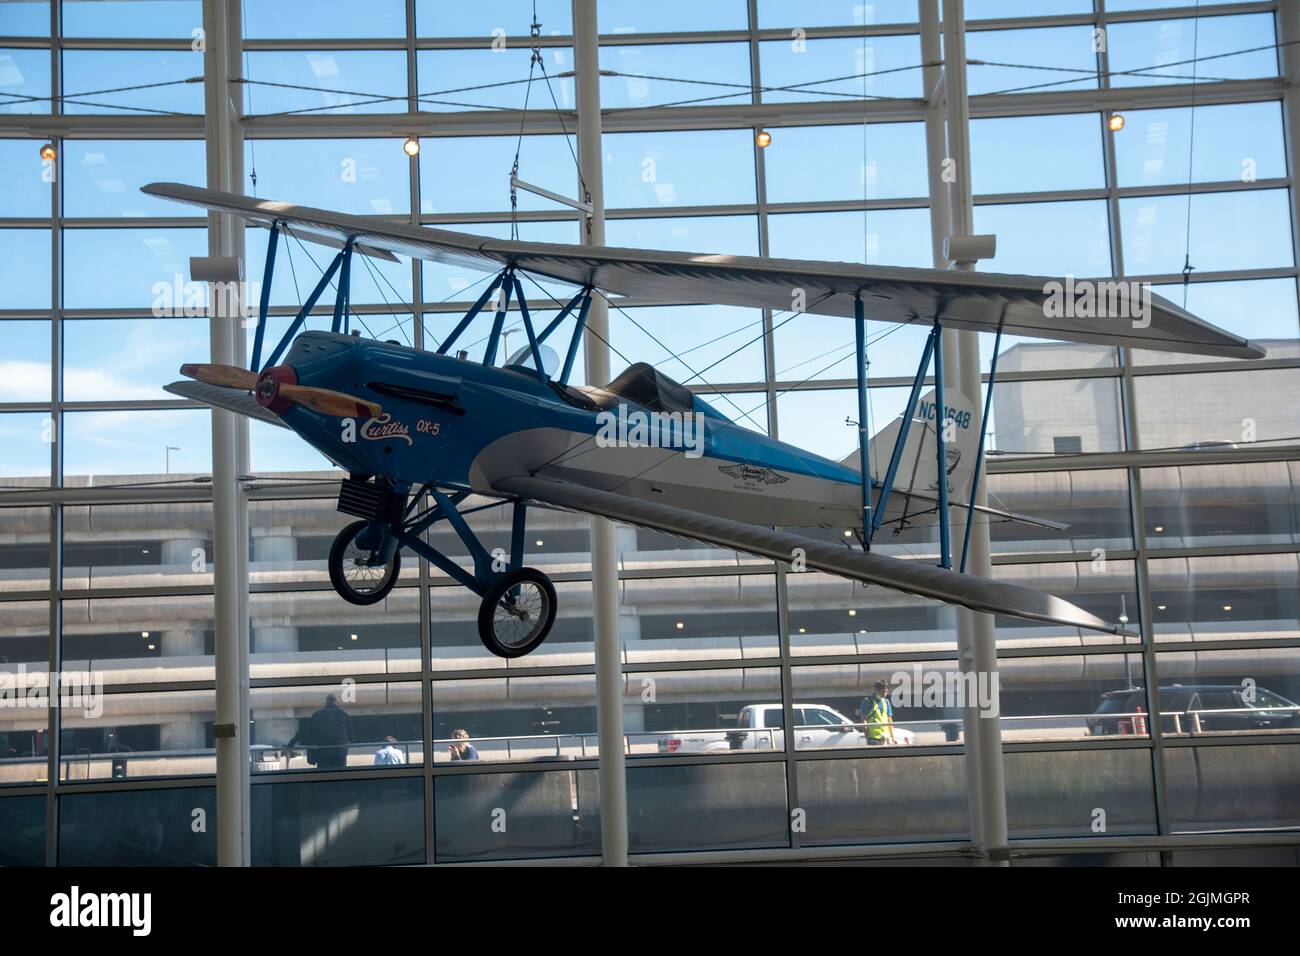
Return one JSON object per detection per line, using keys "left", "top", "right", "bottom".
{"left": 477, "top": 567, "right": 557, "bottom": 658}
{"left": 329, "top": 520, "right": 401, "bottom": 606}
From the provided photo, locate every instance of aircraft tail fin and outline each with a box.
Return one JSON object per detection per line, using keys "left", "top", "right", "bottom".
{"left": 840, "top": 387, "right": 981, "bottom": 505}
{"left": 839, "top": 389, "right": 1070, "bottom": 534}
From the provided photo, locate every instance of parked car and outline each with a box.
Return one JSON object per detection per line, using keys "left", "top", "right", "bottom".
{"left": 657, "top": 702, "right": 915, "bottom": 754}
{"left": 1087, "top": 684, "right": 1300, "bottom": 736}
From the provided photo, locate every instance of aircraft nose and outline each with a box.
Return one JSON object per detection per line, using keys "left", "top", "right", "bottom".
{"left": 255, "top": 365, "right": 298, "bottom": 414}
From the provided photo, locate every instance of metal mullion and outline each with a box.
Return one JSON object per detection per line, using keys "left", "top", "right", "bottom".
{"left": 1122, "top": 264, "right": 1297, "bottom": 283}
{"left": 0, "top": 310, "right": 55, "bottom": 320}
{"left": 604, "top": 202, "right": 759, "bottom": 219}
{"left": 57, "top": 583, "right": 216, "bottom": 601}
{"left": 0, "top": 116, "right": 205, "bottom": 136}
{"left": 55, "top": 37, "right": 197, "bottom": 51}
{"left": 54, "top": 774, "right": 218, "bottom": 795}
{"left": 248, "top": 672, "right": 420, "bottom": 690}
{"left": 1100, "top": 1, "right": 1172, "bottom": 846}
{"left": 247, "top": 578, "right": 419, "bottom": 594}
{"left": 1159, "top": 731, "right": 1300, "bottom": 748}
{"left": 765, "top": 196, "right": 932, "bottom": 213}
{"left": 0, "top": 218, "right": 59, "bottom": 229}
{"left": 1000, "top": 738, "right": 1153, "bottom": 755}
{"left": 768, "top": 364, "right": 1125, "bottom": 390}
{"left": 240, "top": 37, "right": 409, "bottom": 52}
{"left": 964, "top": 1, "right": 1274, "bottom": 33}
{"left": 1010, "top": 830, "right": 1300, "bottom": 856}
{"left": 404, "top": 0, "right": 435, "bottom": 869}
{"left": 972, "top": 187, "right": 1109, "bottom": 205}
{"left": 0, "top": 589, "right": 55, "bottom": 603}
{"left": 988, "top": 443, "right": 1300, "bottom": 473}
{"left": 60, "top": 399, "right": 200, "bottom": 411}
{"left": 1128, "top": 356, "right": 1300, "bottom": 376}
{"left": 626, "top": 841, "right": 972, "bottom": 866}
{"left": 425, "top": 757, "right": 596, "bottom": 776}
{"left": 5, "top": 77, "right": 1288, "bottom": 142}
{"left": 1097, "top": 1, "right": 1277, "bottom": 26}
{"left": 1152, "top": 636, "right": 1300, "bottom": 654}
{"left": 746, "top": 0, "right": 797, "bottom": 849}
{"left": 791, "top": 743, "right": 966, "bottom": 761}
{"left": 250, "top": 765, "right": 427, "bottom": 785}
{"left": 418, "top": 209, "right": 579, "bottom": 226}
{"left": 44, "top": 0, "right": 61, "bottom": 867}
{"left": 992, "top": 548, "right": 1139, "bottom": 565}
{"left": 59, "top": 216, "right": 206, "bottom": 228}
{"left": 623, "top": 751, "right": 787, "bottom": 768}
{"left": 410, "top": 35, "right": 574, "bottom": 50}
{"left": 566, "top": 655, "right": 779, "bottom": 676}
{"left": 785, "top": 639, "right": 1153, "bottom": 669}
{"left": 68, "top": 679, "right": 216, "bottom": 696}
{"left": 1143, "top": 541, "right": 1300, "bottom": 560}
{"left": 0, "top": 36, "right": 52, "bottom": 49}
{"left": 1115, "top": 176, "right": 1290, "bottom": 199}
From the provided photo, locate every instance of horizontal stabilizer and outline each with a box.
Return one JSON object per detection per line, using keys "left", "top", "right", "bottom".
{"left": 495, "top": 475, "right": 1129, "bottom": 636}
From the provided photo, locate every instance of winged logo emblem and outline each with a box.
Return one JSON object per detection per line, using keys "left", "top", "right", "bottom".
{"left": 719, "top": 463, "right": 789, "bottom": 485}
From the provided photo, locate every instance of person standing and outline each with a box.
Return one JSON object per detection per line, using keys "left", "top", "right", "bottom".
{"left": 857, "top": 680, "right": 897, "bottom": 746}
{"left": 448, "top": 728, "right": 480, "bottom": 761}
{"left": 374, "top": 735, "right": 406, "bottom": 766}
{"left": 288, "top": 693, "right": 355, "bottom": 769}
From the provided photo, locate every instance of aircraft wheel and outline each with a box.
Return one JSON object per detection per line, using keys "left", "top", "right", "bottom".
{"left": 328, "top": 520, "right": 401, "bottom": 605}
{"left": 477, "top": 567, "right": 557, "bottom": 658}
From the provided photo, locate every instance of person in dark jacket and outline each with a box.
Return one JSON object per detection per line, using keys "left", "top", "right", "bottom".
{"left": 288, "top": 693, "right": 355, "bottom": 769}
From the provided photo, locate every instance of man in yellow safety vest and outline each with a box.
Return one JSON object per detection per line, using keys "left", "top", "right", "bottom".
{"left": 857, "top": 680, "right": 896, "bottom": 745}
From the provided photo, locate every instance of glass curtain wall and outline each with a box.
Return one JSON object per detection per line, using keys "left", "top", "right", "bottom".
{"left": 0, "top": 0, "right": 1296, "bottom": 864}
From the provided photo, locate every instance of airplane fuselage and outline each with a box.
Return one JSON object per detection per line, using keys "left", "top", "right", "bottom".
{"left": 275, "top": 331, "right": 868, "bottom": 529}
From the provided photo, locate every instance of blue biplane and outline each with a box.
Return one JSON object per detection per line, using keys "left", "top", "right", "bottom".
{"left": 147, "top": 183, "right": 1263, "bottom": 658}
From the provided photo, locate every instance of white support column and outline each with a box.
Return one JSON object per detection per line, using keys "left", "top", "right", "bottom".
{"left": 204, "top": 0, "right": 249, "bottom": 868}
{"left": 918, "top": 0, "right": 986, "bottom": 847}
{"left": 573, "top": 0, "right": 629, "bottom": 867}
{"left": 940, "top": 0, "right": 1009, "bottom": 865}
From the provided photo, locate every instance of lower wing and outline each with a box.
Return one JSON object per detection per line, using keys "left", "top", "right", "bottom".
{"left": 494, "top": 475, "right": 1129, "bottom": 636}
{"left": 165, "top": 380, "right": 290, "bottom": 429}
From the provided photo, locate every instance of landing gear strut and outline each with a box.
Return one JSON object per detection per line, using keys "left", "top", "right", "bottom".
{"left": 328, "top": 519, "right": 402, "bottom": 605}
{"left": 327, "top": 477, "right": 558, "bottom": 658}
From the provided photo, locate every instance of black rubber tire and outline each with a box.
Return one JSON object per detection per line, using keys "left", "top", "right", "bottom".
{"left": 328, "top": 519, "right": 401, "bottom": 606}
{"left": 477, "top": 567, "right": 558, "bottom": 658}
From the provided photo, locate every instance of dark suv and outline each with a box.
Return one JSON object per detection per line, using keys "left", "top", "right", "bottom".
{"left": 1088, "top": 684, "right": 1300, "bottom": 736}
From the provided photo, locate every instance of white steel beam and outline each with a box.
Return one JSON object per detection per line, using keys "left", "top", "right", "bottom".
{"left": 573, "top": 0, "right": 629, "bottom": 867}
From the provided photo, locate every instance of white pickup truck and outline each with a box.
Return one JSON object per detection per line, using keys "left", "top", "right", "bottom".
{"left": 656, "top": 702, "right": 915, "bottom": 754}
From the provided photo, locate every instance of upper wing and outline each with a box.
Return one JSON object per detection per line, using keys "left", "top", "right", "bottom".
{"left": 494, "top": 475, "right": 1129, "bottom": 636}
{"left": 141, "top": 182, "right": 1263, "bottom": 360}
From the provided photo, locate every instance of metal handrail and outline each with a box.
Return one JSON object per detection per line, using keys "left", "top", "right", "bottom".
{"left": 7, "top": 704, "right": 1295, "bottom": 780}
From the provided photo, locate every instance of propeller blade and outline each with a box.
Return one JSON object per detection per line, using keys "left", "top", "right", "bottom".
{"left": 278, "top": 383, "right": 382, "bottom": 419}
{"left": 180, "top": 363, "right": 259, "bottom": 390}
